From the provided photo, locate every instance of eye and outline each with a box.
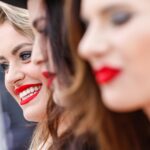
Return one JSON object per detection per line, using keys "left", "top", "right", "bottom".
{"left": 33, "top": 17, "right": 48, "bottom": 36}
{"left": 0, "top": 63, "right": 9, "bottom": 73}
{"left": 110, "top": 11, "right": 133, "bottom": 26}
{"left": 19, "top": 51, "right": 32, "bottom": 61}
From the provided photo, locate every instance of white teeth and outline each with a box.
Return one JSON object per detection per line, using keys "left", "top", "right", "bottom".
{"left": 30, "top": 87, "right": 34, "bottom": 93}
{"left": 19, "top": 93, "right": 22, "bottom": 98}
{"left": 23, "top": 91, "right": 27, "bottom": 97}
{"left": 34, "top": 87, "right": 38, "bottom": 91}
{"left": 27, "top": 89, "right": 30, "bottom": 94}
{"left": 18, "top": 85, "right": 41, "bottom": 99}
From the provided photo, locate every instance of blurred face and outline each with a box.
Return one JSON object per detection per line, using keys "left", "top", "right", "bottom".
{"left": 79, "top": 0, "right": 150, "bottom": 113}
{"left": 0, "top": 21, "right": 51, "bottom": 122}
{"left": 27, "top": 0, "right": 56, "bottom": 88}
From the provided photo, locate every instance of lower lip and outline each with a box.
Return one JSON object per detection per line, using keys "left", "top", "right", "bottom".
{"left": 94, "top": 67, "right": 121, "bottom": 84}
{"left": 20, "top": 90, "right": 40, "bottom": 105}
{"left": 42, "top": 71, "right": 55, "bottom": 88}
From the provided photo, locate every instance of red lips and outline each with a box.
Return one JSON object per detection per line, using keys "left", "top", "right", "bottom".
{"left": 15, "top": 83, "right": 42, "bottom": 95}
{"left": 42, "top": 71, "right": 55, "bottom": 88}
{"left": 20, "top": 91, "right": 40, "bottom": 105}
{"left": 14, "top": 83, "right": 42, "bottom": 106}
{"left": 94, "top": 67, "right": 121, "bottom": 84}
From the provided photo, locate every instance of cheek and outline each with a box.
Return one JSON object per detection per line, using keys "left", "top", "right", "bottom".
{"left": 4, "top": 75, "right": 16, "bottom": 98}
{"left": 113, "top": 22, "right": 150, "bottom": 66}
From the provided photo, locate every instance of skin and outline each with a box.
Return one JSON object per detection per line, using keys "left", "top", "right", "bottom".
{"left": 27, "top": 0, "right": 55, "bottom": 74}
{"left": 79, "top": 0, "right": 150, "bottom": 116}
{"left": 0, "top": 21, "right": 51, "bottom": 122}
{"left": 27, "top": 0, "right": 64, "bottom": 107}
{"left": 27, "top": 0, "right": 72, "bottom": 135}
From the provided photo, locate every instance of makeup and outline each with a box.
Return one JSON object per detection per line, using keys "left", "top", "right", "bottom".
{"left": 94, "top": 67, "right": 121, "bottom": 84}
{"left": 14, "top": 83, "right": 42, "bottom": 105}
{"left": 42, "top": 71, "right": 55, "bottom": 88}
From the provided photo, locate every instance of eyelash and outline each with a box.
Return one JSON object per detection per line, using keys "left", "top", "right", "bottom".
{"left": 0, "top": 51, "right": 32, "bottom": 73}
{"left": 19, "top": 51, "right": 32, "bottom": 61}
{"left": 0, "top": 63, "right": 9, "bottom": 73}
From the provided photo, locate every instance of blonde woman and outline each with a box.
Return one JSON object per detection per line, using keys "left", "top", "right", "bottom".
{"left": 0, "top": 1, "right": 57, "bottom": 149}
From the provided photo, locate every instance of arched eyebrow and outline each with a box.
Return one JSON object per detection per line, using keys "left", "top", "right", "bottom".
{"left": 0, "top": 43, "right": 32, "bottom": 61}
{"left": 0, "top": 56, "right": 5, "bottom": 61}
{"left": 11, "top": 43, "right": 32, "bottom": 55}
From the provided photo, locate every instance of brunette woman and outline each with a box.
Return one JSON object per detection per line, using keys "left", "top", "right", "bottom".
{"left": 65, "top": 0, "right": 150, "bottom": 150}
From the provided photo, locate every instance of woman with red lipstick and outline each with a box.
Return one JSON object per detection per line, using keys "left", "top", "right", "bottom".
{"left": 66, "top": 0, "right": 150, "bottom": 150}
{"left": 27, "top": 0, "right": 100, "bottom": 149}
{"left": 0, "top": 1, "right": 55, "bottom": 148}
{"left": 0, "top": 0, "right": 97, "bottom": 150}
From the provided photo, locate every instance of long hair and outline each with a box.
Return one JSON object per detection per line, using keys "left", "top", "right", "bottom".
{"left": 65, "top": 0, "right": 150, "bottom": 150}
{"left": 30, "top": 0, "right": 101, "bottom": 149}
{"left": 0, "top": 1, "right": 33, "bottom": 38}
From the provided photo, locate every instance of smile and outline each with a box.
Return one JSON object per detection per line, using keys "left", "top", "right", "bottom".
{"left": 14, "top": 83, "right": 42, "bottom": 105}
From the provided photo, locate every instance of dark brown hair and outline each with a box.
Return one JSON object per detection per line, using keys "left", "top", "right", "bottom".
{"left": 31, "top": 0, "right": 101, "bottom": 149}
{"left": 64, "top": 0, "right": 150, "bottom": 150}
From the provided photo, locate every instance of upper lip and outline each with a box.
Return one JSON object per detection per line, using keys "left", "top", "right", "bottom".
{"left": 42, "top": 71, "right": 56, "bottom": 79}
{"left": 94, "top": 66, "right": 121, "bottom": 84}
{"left": 14, "top": 83, "right": 42, "bottom": 95}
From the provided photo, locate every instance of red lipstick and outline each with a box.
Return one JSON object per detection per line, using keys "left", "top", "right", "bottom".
{"left": 20, "top": 90, "right": 40, "bottom": 105}
{"left": 15, "top": 83, "right": 42, "bottom": 95}
{"left": 94, "top": 67, "right": 121, "bottom": 84}
{"left": 14, "top": 83, "right": 42, "bottom": 106}
{"left": 42, "top": 71, "right": 55, "bottom": 88}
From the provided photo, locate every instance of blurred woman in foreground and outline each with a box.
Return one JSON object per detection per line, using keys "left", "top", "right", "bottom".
{"left": 65, "top": 0, "right": 150, "bottom": 149}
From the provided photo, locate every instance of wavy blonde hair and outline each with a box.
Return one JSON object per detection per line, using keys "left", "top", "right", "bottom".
{"left": 0, "top": 1, "right": 36, "bottom": 148}
{"left": 0, "top": 1, "right": 33, "bottom": 38}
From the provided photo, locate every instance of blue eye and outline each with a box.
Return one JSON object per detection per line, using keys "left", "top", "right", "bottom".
{"left": 0, "top": 63, "right": 9, "bottom": 73}
{"left": 20, "top": 51, "right": 32, "bottom": 61}
{"left": 111, "top": 11, "right": 133, "bottom": 26}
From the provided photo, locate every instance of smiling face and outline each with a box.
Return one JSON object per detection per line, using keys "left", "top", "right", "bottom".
{"left": 79, "top": 0, "right": 150, "bottom": 113}
{"left": 0, "top": 21, "right": 51, "bottom": 122}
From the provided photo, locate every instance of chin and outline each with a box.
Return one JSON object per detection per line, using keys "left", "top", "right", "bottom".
{"left": 102, "top": 92, "right": 131, "bottom": 113}
{"left": 23, "top": 111, "right": 44, "bottom": 122}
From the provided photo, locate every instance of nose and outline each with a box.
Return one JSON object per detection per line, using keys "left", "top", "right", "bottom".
{"left": 5, "top": 65, "right": 25, "bottom": 87}
{"left": 78, "top": 23, "right": 111, "bottom": 61}
{"left": 31, "top": 36, "right": 48, "bottom": 66}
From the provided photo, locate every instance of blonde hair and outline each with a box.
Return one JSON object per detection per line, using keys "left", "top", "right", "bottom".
{"left": 0, "top": 1, "right": 33, "bottom": 38}
{"left": 0, "top": 1, "right": 35, "bottom": 148}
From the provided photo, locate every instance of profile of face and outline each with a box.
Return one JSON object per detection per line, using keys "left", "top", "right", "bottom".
{"left": 27, "top": 0, "right": 65, "bottom": 106}
{"left": 79, "top": 0, "right": 150, "bottom": 113}
{"left": 27, "top": 0, "right": 56, "bottom": 87}
{"left": 0, "top": 21, "right": 51, "bottom": 122}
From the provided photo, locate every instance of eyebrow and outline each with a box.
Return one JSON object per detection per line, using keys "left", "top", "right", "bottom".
{"left": 101, "top": 3, "right": 130, "bottom": 15}
{"left": 33, "top": 17, "right": 46, "bottom": 30}
{"left": 12, "top": 43, "right": 32, "bottom": 55}
{"left": 0, "top": 43, "right": 32, "bottom": 61}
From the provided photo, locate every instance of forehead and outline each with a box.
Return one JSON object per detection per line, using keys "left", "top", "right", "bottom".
{"left": 0, "top": 21, "right": 31, "bottom": 54}
{"left": 27, "top": 0, "right": 46, "bottom": 22}
{"left": 81, "top": 0, "right": 150, "bottom": 18}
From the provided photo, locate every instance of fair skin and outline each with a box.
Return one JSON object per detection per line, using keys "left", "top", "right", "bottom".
{"left": 27, "top": 0, "right": 72, "bottom": 136}
{"left": 0, "top": 21, "right": 51, "bottom": 122}
{"left": 27, "top": 0, "right": 64, "bottom": 106}
{"left": 27, "top": 0, "right": 55, "bottom": 76}
{"left": 79, "top": 0, "right": 150, "bottom": 117}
